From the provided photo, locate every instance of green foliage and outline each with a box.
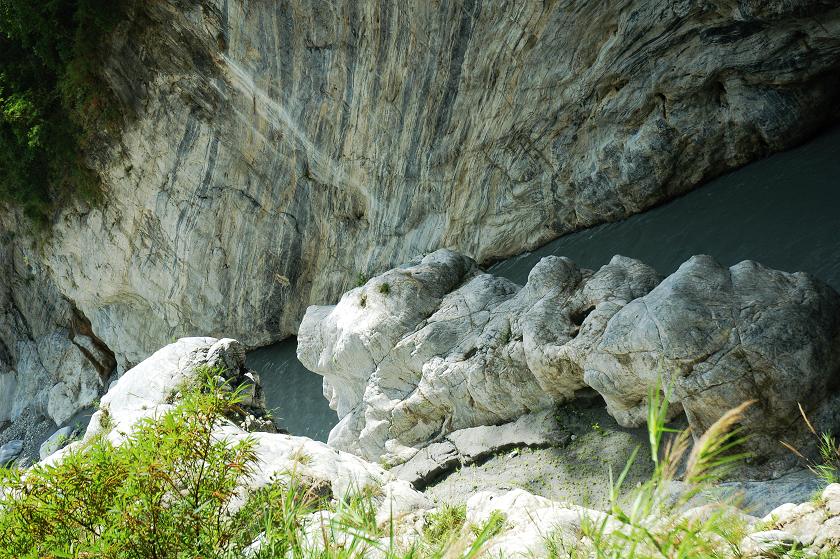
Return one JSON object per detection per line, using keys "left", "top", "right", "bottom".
{"left": 424, "top": 503, "right": 467, "bottom": 547}
{"left": 783, "top": 403, "right": 840, "bottom": 486}
{"left": 0, "top": 369, "right": 506, "bottom": 559}
{"left": 0, "top": 0, "right": 128, "bottom": 222}
{"left": 591, "top": 422, "right": 607, "bottom": 437}
{"left": 815, "top": 432, "right": 840, "bottom": 485}
{"left": 230, "top": 476, "right": 329, "bottom": 558}
{"left": 243, "top": 480, "right": 502, "bottom": 559}
{"left": 379, "top": 282, "right": 391, "bottom": 295}
{"left": 559, "top": 382, "right": 754, "bottom": 559}
{"left": 469, "top": 510, "right": 506, "bottom": 539}
{"left": 0, "top": 370, "right": 258, "bottom": 558}
{"left": 9, "top": 371, "right": 818, "bottom": 559}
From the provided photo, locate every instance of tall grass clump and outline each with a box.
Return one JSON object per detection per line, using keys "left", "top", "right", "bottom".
{"left": 559, "top": 384, "right": 755, "bottom": 559}
{"left": 243, "top": 486, "right": 502, "bottom": 559}
{"left": 782, "top": 403, "right": 840, "bottom": 486}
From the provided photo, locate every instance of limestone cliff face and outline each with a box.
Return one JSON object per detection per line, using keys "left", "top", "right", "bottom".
{"left": 2, "top": 1, "right": 840, "bottom": 433}
{"left": 0, "top": 235, "right": 115, "bottom": 431}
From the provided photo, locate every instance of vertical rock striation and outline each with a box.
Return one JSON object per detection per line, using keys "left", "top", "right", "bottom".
{"left": 2, "top": 0, "right": 840, "bottom": 442}
{"left": 0, "top": 233, "right": 116, "bottom": 461}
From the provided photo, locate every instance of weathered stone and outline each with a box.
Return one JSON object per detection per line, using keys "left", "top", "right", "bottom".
{"left": 762, "top": 484, "right": 840, "bottom": 552}
{"left": 392, "top": 441, "right": 460, "bottom": 488}
{"left": 447, "top": 410, "right": 563, "bottom": 462}
{"left": 454, "top": 484, "right": 836, "bottom": 558}
{"left": 812, "top": 516, "right": 840, "bottom": 551}
{"left": 301, "top": 251, "right": 840, "bottom": 468}
{"left": 585, "top": 256, "right": 840, "bottom": 458}
{"left": 3, "top": 2, "right": 840, "bottom": 435}
{"left": 0, "top": 439, "right": 23, "bottom": 466}
{"left": 393, "top": 410, "right": 567, "bottom": 489}
{"left": 739, "top": 530, "right": 801, "bottom": 557}
{"left": 824, "top": 484, "right": 840, "bottom": 516}
{"left": 0, "top": 239, "right": 115, "bottom": 454}
{"left": 297, "top": 249, "right": 480, "bottom": 423}
{"left": 0, "top": 373, "right": 15, "bottom": 425}
{"left": 80, "top": 337, "right": 274, "bottom": 444}
{"left": 676, "top": 469, "right": 826, "bottom": 517}
{"left": 300, "top": 249, "right": 659, "bottom": 461}
{"left": 425, "top": 403, "right": 656, "bottom": 510}
{"left": 205, "top": 338, "right": 247, "bottom": 373}
{"left": 44, "top": 331, "right": 105, "bottom": 427}
{"left": 39, "top": 426, "right": 78, "bottom": 461}
{"left": 680, "top": 503, "right": 757, "bottom": 531}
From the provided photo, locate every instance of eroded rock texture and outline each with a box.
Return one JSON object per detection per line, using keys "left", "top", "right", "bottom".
{"left": 0, "top": 237, "right": 116, "bottom": 461}
{"left": 2, "top": 0, "right": 840, "bottom": 455}
{"left": 298, "top": 249, "right": 840, "bottom": 465}
{"left": 4, "top": 0, "right": 840, "bottom": 371}
{"left": 53, "top": 336, "right": 429, "bottom": 524}
{"left": 585, "top": 255, "right": 840, "bottom": 457}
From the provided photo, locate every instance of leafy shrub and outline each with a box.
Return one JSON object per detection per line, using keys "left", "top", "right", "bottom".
{"left": 0, "top": 370, "right": 257, "bottom": 558}
{"left": 0, "top": 0, "right": 128, "bottom": 222}
{"left": 0, "top": 370, "right": 501, "bottom": 559}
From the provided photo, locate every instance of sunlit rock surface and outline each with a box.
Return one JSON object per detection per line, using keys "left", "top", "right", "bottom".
{"left": 49, "top": 337, "right": 431, "bottom": 523}
{"left": 3, "top": 0, "right": 840, "bottom": 383}
{"left": 34, "top": 336, "right": 840, "bottom": 558}
{"left": 0, "top": 240, "right": 116, "bottom": 461}
{"left": 299, "top": 249, "right": 840, "bottom": 467}
{"left": 585, "top": 255, "right": 840, "bottom": 458}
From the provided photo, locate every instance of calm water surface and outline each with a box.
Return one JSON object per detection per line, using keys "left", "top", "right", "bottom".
{"left": 490, "top": 126, "right": 840, "bottom": 287}
{"left": 246, "top": 340, "right": 335, "bottom": 441}
{"left": 249, "top": 126, "right": 840, "bottom": 441}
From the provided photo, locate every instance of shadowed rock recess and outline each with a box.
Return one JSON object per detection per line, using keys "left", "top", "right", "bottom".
{"left": 2, "top": 2, "right": 840, "bottom": 440}
{"left": 298, "top": 249, "right": 840, "bottom": 470}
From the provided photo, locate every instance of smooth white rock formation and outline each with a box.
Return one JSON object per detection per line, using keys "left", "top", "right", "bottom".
{"left": 584, "top": 255, "right": 840, "bottom": 458}
{"left": 48, "top": 337, "right": 431, "bottom": 526}
{"left": 299, "top": 249, "right": 660, "bottom": 461}
{"left": 299, "top": 250, "right": 840, "bottom": 467}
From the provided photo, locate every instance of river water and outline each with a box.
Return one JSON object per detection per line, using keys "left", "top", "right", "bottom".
{"left": 248, "top": 125, "right": 840, "bottom": 441}
{"left": 246, "top": 340, "right": 336, "bottom": 441}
